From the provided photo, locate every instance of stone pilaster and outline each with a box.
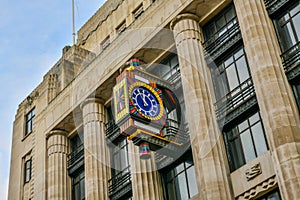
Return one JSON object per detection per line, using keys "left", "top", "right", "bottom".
{"left": 81, "top": 98, "right": 110, "bottom": 200}
{"left": 234, "top": 1, "right": 300, "bottom": 199}
{"left": 171, "top": 14, "right": 232, "bottom": 199}
{"left": 129, "top": 141, "right": 164, "bottom": 200}
{"left": 47, "top": 130, "right": 69, "bottom": 200}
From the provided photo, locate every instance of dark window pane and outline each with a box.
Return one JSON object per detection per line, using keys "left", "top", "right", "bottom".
{"left": 177, "top": 173, "right": 188, "bottom": 200}
{"left": 249, "top": 112, "right": 260, "bottom": 125}
{"left": 230, "top": 137, "right": 244, "bottom": 169}
{"left": 241, "top": 130, "right": 256, "bottom": 162}
{"left": 236, "top": 56, "right": 249, "bottom": 83}
{"left": 187, "top": 166, "right": 198, "bottom": 197}
{"left": 226, "top": 64, "right": 239, "bottom": 90}
{"left": 167, "top": 181, "right": 176, "bottom": 200}
{"left": 251, "top": 123, "right": 268, "bottom": 156}
{"left": 176, "top": 163, "right": 184, "bottom": 173}
{"left": 25, "top": 108, "right": 35, "bottom": 135}
{"left": 225, "top": 112, "right": 268, "bottom": 171}
{"left": 238, "top": 120, "right": 248, "bottom": 132}
{"left": 293, "top": 13, "right": 300, "bottom": 39}
{"left": 162, "top": 152, "right": 198, "bottom": 199}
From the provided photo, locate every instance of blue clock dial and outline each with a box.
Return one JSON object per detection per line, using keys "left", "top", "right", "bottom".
{"left": 131, "top": 86, "right": 161, "bottom": 118}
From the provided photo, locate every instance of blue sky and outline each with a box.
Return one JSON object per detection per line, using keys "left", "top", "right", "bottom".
{"left": 0, "top": 0, "right": 105, "bottom": 198}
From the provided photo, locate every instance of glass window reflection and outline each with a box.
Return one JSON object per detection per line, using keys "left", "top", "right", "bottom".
{"left": 161, "top": 152, "right": 198, "bottom": 200}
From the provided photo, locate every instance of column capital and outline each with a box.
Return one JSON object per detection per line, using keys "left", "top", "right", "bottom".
{"left": 170, "top": 13, "right": 200, "bottom": 30}
{"left": 46, "top": 129, "right": 68, "bottom": 139}
{"left": 80, "top": 97, "right": 104, "bottom": 110}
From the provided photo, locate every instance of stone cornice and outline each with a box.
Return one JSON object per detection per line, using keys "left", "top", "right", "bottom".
{"left": 77, "top": 0, "right": 125, "bottom": 45}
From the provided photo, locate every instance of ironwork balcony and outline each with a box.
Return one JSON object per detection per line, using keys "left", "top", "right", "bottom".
{"left": 155, "top": 120, "right": 190, "bottom": 168}
{"left": 161, "top": 119, "right": 189, "bottom": 144}
{"left": 205, "top": 17, "right": 242, "bottom": 61}
{"left": 67, "top": 144, "right": 84, "bottom": 175}
{"left": 281, "top": 42, "right": 300, "bottom": 81}
{"left": 264, "top": 0, "right": 294, "bottom": 16}
{"left": 106, "top": 120, "right": 121, "bottom": 142}
{"left": 215, "top": 78, "right": 257, "bottom": 127}
{"left": 108, "top": 166, "right": 132, "bottom": 200}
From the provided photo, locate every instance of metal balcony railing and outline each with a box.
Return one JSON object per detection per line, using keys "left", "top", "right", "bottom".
{"left": 67, "top": 144, "right": 84, "bottom": 173}
{"left": 108, "top": 166, "right": 132, "bottom": 200}
{"left": 161, "top": 119, "right": 189, "bottom": 144}
{"left": 166, "top": 65, "right": 181, "bottom": 89}
{"left": 106, "top": 120, "right": 121, "bottom": 141}
{"left": 205, "top": 17, "right": 242, "bottom": 61}
{"left": 281, "top": 42, "right": 300, "bottom": 81}
{"left": 264, "top": 0, "right": 293, "bottom": 16}
{"left": 215, "top": 78, "right": 257, "bottom": 125}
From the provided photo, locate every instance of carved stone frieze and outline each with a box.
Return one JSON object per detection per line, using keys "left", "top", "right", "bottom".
{"left": 237, "top": 176, "right": 277, "bottom": 200}
{"left": 245, "top": 163, "right": 262, "bottom": 181}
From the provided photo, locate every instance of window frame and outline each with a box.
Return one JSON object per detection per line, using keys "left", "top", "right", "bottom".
{"left": 25, "top": 108, "right": 35, "bottom": 136}
{"left": 116, "top": 20, "right": 126, "bottom": 35}
{"left": 100, "top": 36, "right": 110, "bottom": 51}
{"left": 160, "top": 151, "right": 198, "bottom": 200}
{"left": 132, "top": 4, "right": 144, "bottom": 19}
{"left": 224, "top": 112, "right": 269, "bottom": 172}
{"left": 203, "top": 4, "right": 238, "bottom": 48}
{"left": 273, "top": 2, "right": 300, "bottom": 52}
{"left": 110, "top": 137, "right": 130, "bottom": 177}
{"left": 71, "top": 169, "right": 85, "bottom": 200}
{"left": 24, "top": 159, "right": 32, "bottom": 184}
{"left": 212, "top": 46, "right": 251, "bottom": 101}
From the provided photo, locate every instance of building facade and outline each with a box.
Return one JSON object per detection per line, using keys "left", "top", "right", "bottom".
{"left": 8, "top": 0, "right": 300, "bottom": 199}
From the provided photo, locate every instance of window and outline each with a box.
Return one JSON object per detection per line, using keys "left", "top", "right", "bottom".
{"left": 111, "top": 137, "right": 130, "bottom": 176}
{"left": 149, "top": 54, "right": 180, "bottom": 82}
{"left": 274, "top": 2, "right": 300, "bottom": 52}
{"left": 224, "top": 112, "right": 268, "bottom": 171}
{"left": 203, "top": 4, "right": 238, "bottom": 48}
{"left": 108, "top": 137, "right": 132, "bottom": 199}
{"left": 116, "top": 20, "right": 126, "bottom": 35}
{"left": 133, "top": 4, "right": 144, "bottom": 19}
{"left": 72, "top": 170, "right": 85, "bottom": 200}
{"left": 292, "top": 81, "right": 300, "bottom": 111}
{"left": 25, "top": 108, "right": 35, "bottom": 135}
{"left": 100, "top": 36, "right": 110, "bottom": 51}
{"left": 24, "top": 159, "right": 31, "bottom": 183}
{"left": 161, "top": 152, "right": 198, "bottom": 200}
{"left": 212, "top": 47, "right": 251, "bottom": 101}
{"left": 68, "top": 131, "right": 84, "bottom": 172}
{"left": 273, "top": 2, "right": 300, "bottom": 112}
{"left": 257, "top": 189, "right": 281, "bottom": 200}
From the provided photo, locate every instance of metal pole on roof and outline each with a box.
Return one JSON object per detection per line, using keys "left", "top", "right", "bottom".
{"left": 72, "top": 0, "right": 76, "bottom": 45}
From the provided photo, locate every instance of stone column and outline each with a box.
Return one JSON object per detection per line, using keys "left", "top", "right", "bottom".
{"left": 129, "top": 142, "right": 164, "bottom": 200}
{"left": 171, "top": 14, "right": 232, "bottom": 199}
{"left": 47, "top": 129, "right": 69, "bottom": 200}
{"left": 234, "top": 1, "right": 300, "bottom": 199}
{"left": 81, "top": 98, "right": 110, "bottom": 200}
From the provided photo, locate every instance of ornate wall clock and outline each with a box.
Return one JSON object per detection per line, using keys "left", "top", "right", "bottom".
{"left": 112, "top": 59, "right": 185, "bottom": 159}
{"left": 129, "top": 82, "right": 164, "bottom": 121}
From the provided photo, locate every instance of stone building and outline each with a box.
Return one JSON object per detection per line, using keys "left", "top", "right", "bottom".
{"left": 8, "top": 0, "right": 300, "bottom": 199}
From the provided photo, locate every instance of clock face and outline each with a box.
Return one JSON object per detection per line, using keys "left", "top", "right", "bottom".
{"left": 130, "top": 82, "right": 164, "bottom": 120}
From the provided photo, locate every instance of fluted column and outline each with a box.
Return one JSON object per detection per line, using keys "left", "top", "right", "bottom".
{"left": 129, "top": 141, "right": 164, "bottom": 200}
{"left": 234, "top": 1, "right": 300, "bottom": 199}
{"left": 47, "top": 130, "right": 69, "bottom": 200}
{"left": 81, "top": 98, "right": 110, "bottom": 200}
{"left": 171, "top": 14, "right": 232, "bottom": 199}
